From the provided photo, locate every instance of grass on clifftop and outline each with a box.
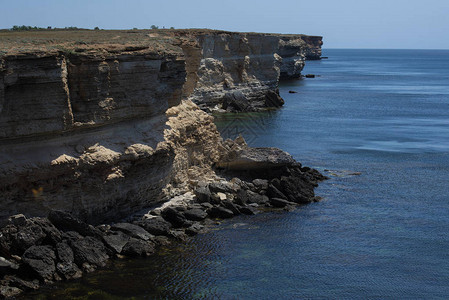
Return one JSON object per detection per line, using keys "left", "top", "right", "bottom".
{"left": 0, "top": 29, "right": 183, "bottom": 57}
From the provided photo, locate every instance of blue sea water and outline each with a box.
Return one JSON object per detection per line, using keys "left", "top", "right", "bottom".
{"left": 32, "top": 49, "right": 449, "bottom": 299}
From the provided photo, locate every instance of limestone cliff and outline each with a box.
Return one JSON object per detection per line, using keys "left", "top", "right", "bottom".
{"left": 0, "top": 29, "right": 323, "bottom": 223}
{"left": 300, "top": 35, "right": 323, "bottom": 60}
{"left": 173, "top": 30, "right": 284, "bottom": 112}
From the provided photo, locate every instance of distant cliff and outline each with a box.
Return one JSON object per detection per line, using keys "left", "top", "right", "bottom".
{"left": 0, "top": 29, "right": 323, "bottom": 223}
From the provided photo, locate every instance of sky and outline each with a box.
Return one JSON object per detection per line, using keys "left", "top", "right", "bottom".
{"left": 1, "top": 0, "right": 449, "bottom": 49}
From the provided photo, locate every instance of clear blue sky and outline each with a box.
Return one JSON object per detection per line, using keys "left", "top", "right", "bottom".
{"left": 1, "top": 0, "right": 449, "bottom": 49}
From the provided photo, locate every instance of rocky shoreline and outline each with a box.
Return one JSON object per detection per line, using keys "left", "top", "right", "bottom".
{"left": 0, "top": 29, "right": 324, "bottom": 298}
{"left": 0, "top": 137, "right": 326, "bottom": 298}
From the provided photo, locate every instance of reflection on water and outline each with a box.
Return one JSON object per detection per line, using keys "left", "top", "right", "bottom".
{"left": 30, "top": 49, "right": 449, "bottom": 298}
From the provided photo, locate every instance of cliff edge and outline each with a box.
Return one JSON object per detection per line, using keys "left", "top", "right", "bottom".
{"left": 0, "top": 29, "right": 323, "bottom": 224}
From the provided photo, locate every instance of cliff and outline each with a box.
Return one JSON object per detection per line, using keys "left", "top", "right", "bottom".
{"left": 300, "top": 35, "right": 323, "bottom": 60}
{"left": 0, "top": 29, "right": 323, "bottom": 224}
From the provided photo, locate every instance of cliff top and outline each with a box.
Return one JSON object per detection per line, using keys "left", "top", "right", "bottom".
{"left": 0, "top": 29, "right": 322, "bottom": 58}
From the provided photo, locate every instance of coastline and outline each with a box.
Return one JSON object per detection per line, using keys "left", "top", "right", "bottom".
{"left": 0, "top": 29, "right": 324, "bottom": 297}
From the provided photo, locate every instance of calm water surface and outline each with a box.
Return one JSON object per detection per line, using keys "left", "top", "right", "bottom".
{"left": 33, "top": 49, "right": 449, "bottom": 299}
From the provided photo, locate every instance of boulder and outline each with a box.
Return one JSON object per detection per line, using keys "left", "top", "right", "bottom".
{"left": 221, "top": 200, "right": 241, "bottom": 215}
{"left": 71, "top": 236, "right": 109, "bottom": 268}
{"left": 270, "top": 198, "right": 295, "bottom": 208}
{"left": 0, "top": 257, "right": 19, "bottom": 275}
{"left": 55, "top": 242, "right": 82, "bottom": 280}
{"left": 194, "top": 185, "right": 212, "bottom": 203}
{"left": 245, "top": 190, "right": 269, "bottom": 205}
{"left": 208, "top": 181, "right": 237, "bottom": 194}
{"left": 239, "top": 206, "right": 258, "bottom": 215}
{"left": 7, "top": 214, "right": 27, "bottom": 227}
{"left": 134, "top": 217, "right": 172, "bottom": 236}
{"left": 218, "top": 146, "right": 295, "bottom": 171}
{"left": 185, "top": 223, "right": 204, "bottom": 236}
{"left": 267, "top": 183, "right": 288, "bottom": 200}
{"left": 207, "top": 207, "right": 234, "bottom": 219}
{"left": 1, "top": 275, "right": 39, "bottom": 292}
{"left": 121, "top": 238, "right": 155, "bottom": 257}
{"left": 222, "top": 91, "right": 250, "bottom": 111}
{"left": 56, "top": 262, "right": 82, "bottom": 280}
{"left": 0, "top": 285, "right": 22, "bottom": 298}
{"left": 252, "top": 179, "right": 269, "bottom": 192}
{"left": 184, "top": 209, "right": 208, "bottom": 221}
{"left": 110, "top": 223, "right": 153, "bottom": 241}
{"left": 102, "top": 231, "right": 130, "bottom": 254}
{"left": 161, "top": 207, "right": 187, "bottom": 228}
{"left": 279, "top": 175, "right": 314, "bottom": 204}
{"left": 264, "top": 90, "right": 284, "bottom": 108}
{"left": 48, "top": 211, "right": 100, "bottom": 237}
{"left": 22, "top": 245, "right": 56, "bottom": 282}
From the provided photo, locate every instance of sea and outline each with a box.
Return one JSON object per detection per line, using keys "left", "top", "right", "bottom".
{"left": 30, "top": 49, "right": 449, "bottom": 299}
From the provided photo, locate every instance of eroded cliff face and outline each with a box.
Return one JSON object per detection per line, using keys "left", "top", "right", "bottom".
{"left": 176, "top": 31, "right": 284, "bottom": 112}
{"left": 0, "top": 29, "right": 322, "bottom": 223}
{"left": 300, "top": 35, "right": 323, "bottom": 60}
{"left": 0, "top": 39, "right": 220, "bottom": 223}
{"left": 277, "top": 36, "right": 307, "bottom": 79}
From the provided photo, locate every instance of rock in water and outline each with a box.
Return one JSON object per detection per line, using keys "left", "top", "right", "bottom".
{"left": 207, "top": 207, "right": 234, "bottom": 219}
{"left": 184, "top": 209, "right": 208, "bottom": 221}
{"left": 134, "top": 217, "right": 172, "bottom": 236}
{"left": 110, "top": 223, "right": 153, "bottom": 241}
{"left": 22, "top": 246, "right": 56, "bottom": 282}
{"left": 71, "top": 237, "right": 109, "bottom": 268}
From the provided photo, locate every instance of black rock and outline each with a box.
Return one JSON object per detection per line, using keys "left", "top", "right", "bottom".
{"left": 56, "top": 261, "right": 82, "bottom": 280}
{"left": 29, "top": 217, "right": 62, "bottom": 246}
{"left": 239, "top": 206, "right": 258, "bottom": 215}
{"left": 22, "top": 245, "right": 56, "bottom": 282}
{"left": 61, "top": 231, "right": 83, "bottom": 243}
{"left": 0, "top": 257, "right": 19, "bottom": 275}
{"left": 48, "top": 211, "right": 100, "bottom": 237}
{"left": 279, "top": 175, "right": 314, "bottom": 204}
{"left": 221, "top": 201, "right": 241, "bottom": 215}
{"left": 207, "top": 207, "right": 234, "bottom": 219}
{"left": 184, "top": 209, "right": 208, "bottom": 221}
{"left": 270, "top": 198, "right": 295, "bottom": 208}
{"left": 55, "top": 242, "right": 74, "bottom": 264}
{"left": 201, "top": 202, "right": 214, "bottom": 209}
{"left": 194, "top": 185, "right": 212, "bottom": 203}
{"left": 7, "top": 214, "right": 27, "bottom": 227}
{"left": 252, "top": 179, "right": 269, "bottom": 192}
{"left": 267, "top": 183, "right": 288, "bottom": 200}
{"left": 222, "top": 91, "right": 250, "bottom": 111}
{"left": 185, "top": 223, "right": 204, "bottom": 236}
{"left": 264, "top": 90, "right": 285, "bottom": 108}
{"left": 0, "top": 285, "right": 22, "bottom": 298}
{"left": 110, "top": 223, "right": 153, "bottom": 241}
{"left": 161, "top": 207, "right": 187, "bottom": 228}
{"left": 4, "top": 223, "right": 46, "bottom": 255}
{"left": 208, "top": 182, "right": 236, "bottom": 194}
{"left": 305, "top": 74, "right": 316, "bottom": 78}
{"left": 121, "top": 238, "right": 155, "bottom": 257}
{"left": 71, "top": 236, "right": 109, "bottom": 268}
{"left": 134, "top": 217, "right": 172, "bottom": 236}
{"left": 288, "top": 90, "right": 298, "bottom": 94}
{"left": 55, "top": 242, "right": 82, "bottom": 280}
{"left": 246, "top": 190, "right": 269, "bottom": 205}
{"left": 102, "top": 231, "right": 130, "bottom": 254}
{"left": 2, "top": 275, "right": 39, "bottom": 291}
